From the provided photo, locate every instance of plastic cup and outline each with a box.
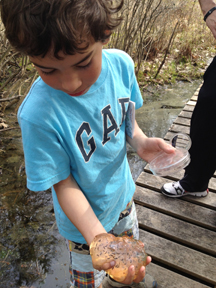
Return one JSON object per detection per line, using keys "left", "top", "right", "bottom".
{"left": 149, "top": 133, "right": 191, "bottom": 176}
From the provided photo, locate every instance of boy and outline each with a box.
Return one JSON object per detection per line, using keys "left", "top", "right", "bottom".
{"left": 1, "top": 0, "right": 174, "bottom": 287}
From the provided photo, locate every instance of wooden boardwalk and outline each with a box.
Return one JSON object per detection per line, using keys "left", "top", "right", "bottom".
{"left": 134, "top": 86, "right": 216, "bottom": 288}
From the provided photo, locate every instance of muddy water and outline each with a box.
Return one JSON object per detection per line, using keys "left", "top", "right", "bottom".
{"left": 0, "top": 79, "right": 202, "bottom": 288}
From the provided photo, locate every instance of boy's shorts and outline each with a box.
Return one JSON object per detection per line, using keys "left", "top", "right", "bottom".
{"left": 65, "top": 199, "right": 139, "bottom": 288}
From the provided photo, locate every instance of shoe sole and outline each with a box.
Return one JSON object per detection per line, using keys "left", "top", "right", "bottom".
{"left": 161, "top": 187, "right": 209, "bottom": 198}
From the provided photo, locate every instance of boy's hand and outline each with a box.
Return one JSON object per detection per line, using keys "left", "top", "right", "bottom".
{"left": 91, "top": 234, "right": 151, "bottom": 284}
{"left": 119, "top": 255, "right": 151, "bottom": 284}
{"left": 92, "top": 255, "right": 151, "bottom": 284}
{"left": 136, "top": 137, "right": 175, "bottom": 163}
{"left": 126, "top": 120, "right": 175, "bottom": 163}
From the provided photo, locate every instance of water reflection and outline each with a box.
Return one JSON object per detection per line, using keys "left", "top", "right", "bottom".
{"left": 0, "top": 117, "right": 62, "bottom": 287}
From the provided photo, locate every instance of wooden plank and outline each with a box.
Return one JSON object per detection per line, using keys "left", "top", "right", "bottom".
{"left": 173, "top": 116, "right": 190, "bottom": 126}
{"left": 136, "top": 172, "right": 216, "bottom": 209}
{"left": 132, "top": 84, "right": 216, "bottom": 288}
{"left": 146, "top": 263, "right": 209, "bottom": 288}
{"left": 167, "top": 130, "right": 191, "bottom": 147}
{"left": 134, "top": 185, "right": 216, "bottom": 229}
{"left": 178, "top": 110, "right": 193, "bottom": 118}
{"left": 203, "top": 177, "right": 216, "bottom": 191}
{"left": 183, "top": 104, "right": 195, "bottom": 112}
{"left": 193, "top": 88, "right": 201, "bottom": 96}
{"left": 164, "top": 131, "right": 189, "bottom": 141}
{"left": 139, "top": 229, "right": 216, "bottom": 286}
{"left": 168, "top": 123, "right": 190, "bottom": 134}
{"left": 135, "top": 204, "right": 216, "bottom": 256}
{"left": 191, "top": 95, "right": 198, "bottom": 101}
{"left": 187, "top": 100, "right": 197, "bottom": 106}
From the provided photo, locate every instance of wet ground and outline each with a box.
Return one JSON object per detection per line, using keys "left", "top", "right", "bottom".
{"left": 0, "top": 79, "right": 202, "bottom": 288}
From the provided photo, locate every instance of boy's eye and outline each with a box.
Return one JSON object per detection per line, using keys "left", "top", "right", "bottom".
{"left": 41, "top": 69, "right": 55, "bottom": 75}
{"left": 77, "top": 61, "right": 91, "bottom": 69}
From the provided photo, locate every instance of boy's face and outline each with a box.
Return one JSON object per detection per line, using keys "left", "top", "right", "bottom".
{"left": 29, "top": 40, "right": 106, "bottom": 96}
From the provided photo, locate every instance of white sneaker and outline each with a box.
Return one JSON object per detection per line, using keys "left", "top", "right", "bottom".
{"left": 161, "top": 181, "right": 208, "bottom": 198}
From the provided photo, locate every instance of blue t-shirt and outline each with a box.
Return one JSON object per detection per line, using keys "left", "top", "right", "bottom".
{"left": 18, "top": 49, "right": 143, "bottom": 243}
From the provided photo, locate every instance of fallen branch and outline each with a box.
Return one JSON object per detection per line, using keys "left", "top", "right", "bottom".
{"left": 0, "top": 127, "right": 20, "bottom": 132}
{"left": 6, "top": 98, "right": 20, "bottom": 109}
{"left": 0, "top": 95, "right": 22, "bottom": 102}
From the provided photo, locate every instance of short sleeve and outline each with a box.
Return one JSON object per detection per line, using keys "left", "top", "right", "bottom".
{"left": 130, "top": 72, "right": 143, "bottom": 110}
{"left": 117, "top": 50, "right": 143, "bottom": 109}
{"left": 19, "top": 118, "right": 70, "bottom": 191}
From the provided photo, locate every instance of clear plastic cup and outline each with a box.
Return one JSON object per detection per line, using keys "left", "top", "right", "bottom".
{"left": 149, "top": 133, "right": 191, "bottom": 176}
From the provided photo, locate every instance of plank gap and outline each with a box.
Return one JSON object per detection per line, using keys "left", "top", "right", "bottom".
{"left": 150, "top": 259, "right": 214, "bottom": 288}
{"left": 134, "top": 198, "right": 216, "bottom": 232}
{"left": 138, "top": 220, "right": 216, "bottom": 257}
{"left": 139, "top": 230, "right": 216, "bottom": 286}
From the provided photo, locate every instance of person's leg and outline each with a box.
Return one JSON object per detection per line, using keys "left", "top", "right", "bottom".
{"left": 180, "top": 57, "right": 216, "bottom": 191}
{"left": 162, "top": 56, "right": 216, "bottom": 197}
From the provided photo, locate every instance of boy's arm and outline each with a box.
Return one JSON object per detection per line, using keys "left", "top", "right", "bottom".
{"left": 199, "top": 0, "right": 216, "bottom": 39}
{"left": 54, "top": 174, "right": 151, "bottom": 284}
{"left": 126, "top": 120, "right": 175, "bottom": 163}
{"left": 54, "top": 174, "right": 106, "bottom": 246}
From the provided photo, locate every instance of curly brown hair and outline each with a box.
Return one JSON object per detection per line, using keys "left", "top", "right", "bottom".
{"left": 1, "top": 0, "right": 123, "bottom": 58}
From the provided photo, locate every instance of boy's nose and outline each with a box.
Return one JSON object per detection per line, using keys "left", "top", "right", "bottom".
{"left": 61, "top": 74, "right": 82, "bottom": 93}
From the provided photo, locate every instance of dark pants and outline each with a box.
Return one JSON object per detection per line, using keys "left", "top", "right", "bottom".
{"left": 180, "top": 56, "right": 216, "bottom": 191}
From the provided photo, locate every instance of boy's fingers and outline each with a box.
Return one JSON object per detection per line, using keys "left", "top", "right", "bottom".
{"left": 133, "top": 266, "right": 145, "bottom": 283}
{"left": 133, "top": 256, "right": 151, "bottom": 283}
{"left": 160, "top": 141, "right": 175, "bottom": 154}
{"left": 146, "top": 256, "right": 152, "bottom": 266}
{"left": 121, "top": 265, "right": 135, "bottom": 284}
{"left": 102, "top": 260, "right": 115, "bottom": 271}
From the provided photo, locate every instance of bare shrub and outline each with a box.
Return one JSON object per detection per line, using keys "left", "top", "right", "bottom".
{"left": 108, "top": 0, "right": 214, "bottom": 77}
{"left": 0, "top": 22, "right": 37, "bottom": 116}
{"left": 109, "top": 0, "right": 186, "bottom": 73}
{"left": 0, "top": 0, "right": 215, "bottom": 119}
